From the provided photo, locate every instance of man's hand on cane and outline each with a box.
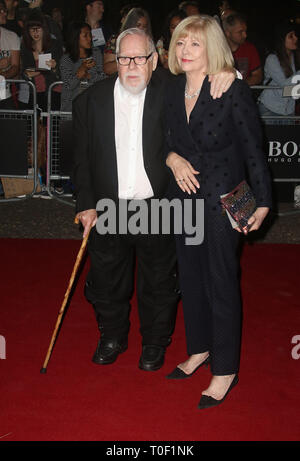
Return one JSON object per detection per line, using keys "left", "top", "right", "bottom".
{"left": 75, "top": 209, "right": 97, "bottom": 238}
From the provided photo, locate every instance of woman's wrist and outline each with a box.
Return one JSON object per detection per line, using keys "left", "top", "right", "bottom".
{"left": 166, "top": 152, "right": 180, "bottom": 167}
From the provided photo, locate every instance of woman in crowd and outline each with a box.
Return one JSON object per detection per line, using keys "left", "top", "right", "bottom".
{"left": 156, "top": 8, "right": 186, "bottom": 69}
{"left": 20, "top": 9, "right": 62, "bottom": 111}
{"left": 164, "top": 15, "right": 272, "bottom": 409}
{"left": 103, "top": 7, "right": 152, "bottom": 75}
{"left": 59, "top": 21, "right": 106, "bottom": 112}
{"left": 258, "top": 20, "right": 300, "bottom": 120}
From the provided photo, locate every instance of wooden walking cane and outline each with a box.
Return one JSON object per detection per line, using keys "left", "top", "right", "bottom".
{"left": 40, "top": 218, "right": 91, "bottom": 374}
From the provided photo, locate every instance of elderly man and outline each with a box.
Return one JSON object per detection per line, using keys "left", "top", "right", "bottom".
{"left": 72, "top": 28, "right": 235, "bottom": 371}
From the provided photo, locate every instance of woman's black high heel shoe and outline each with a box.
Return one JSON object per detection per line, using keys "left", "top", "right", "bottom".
{"left": 198, "top": 374, "right": 239, "bottom": 409}
{"left": 166, "top": 356, "right": 210, "bottom": 380}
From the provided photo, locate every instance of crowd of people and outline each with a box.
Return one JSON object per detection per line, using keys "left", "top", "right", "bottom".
{"left": 0, "top": 0, "right": 299, "bottom": 114}
{"left": 0, "top": 0, "right": 298, "bottom": 198}
{"left": 0, "top": 0, "right": 299, "bottom": 195}
{"left": 0, "top": 0, "right": 106, "bottom": 112}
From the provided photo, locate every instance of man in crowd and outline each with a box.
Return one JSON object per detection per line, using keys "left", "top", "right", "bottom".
{"left": 72, "top": 28, "right": 235, "bottom": 371}
{"left": 223, "top": 12, "right": 262, "bottom": 86}
{"left": 84, "top": 0, "right": 112, "bottom": 54}
{"left": 3, "top": 0, "right": 22, "bottom": 36}
{"left": 0, "top": 0, "right": 20, "bottom": 108}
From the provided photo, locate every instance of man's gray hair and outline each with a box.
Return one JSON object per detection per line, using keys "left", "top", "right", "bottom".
{"left": 116, "top": 28, "right": 156, "bottom": 56}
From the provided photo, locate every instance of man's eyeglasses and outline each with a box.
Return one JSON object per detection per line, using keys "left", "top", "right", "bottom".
{"left": 117, "top": 53, "right": 153, "bottom": 66}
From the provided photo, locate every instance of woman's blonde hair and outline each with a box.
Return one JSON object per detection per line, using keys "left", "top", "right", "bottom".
{"left": 168, "top": 14, "right": 234, "bottom": 75}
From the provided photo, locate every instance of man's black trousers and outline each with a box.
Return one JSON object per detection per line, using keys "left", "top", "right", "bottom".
{"left": 85, "top": 225, "right": 179, "bottom": 347}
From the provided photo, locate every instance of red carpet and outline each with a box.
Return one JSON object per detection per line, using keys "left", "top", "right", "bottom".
{"left": 0, "top": 239, "right": 299, "bottom": 441}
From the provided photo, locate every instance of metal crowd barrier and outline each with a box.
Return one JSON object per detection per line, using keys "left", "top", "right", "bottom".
{"left": 0, "top": 80, "right": 38, "bottom": 202}
{"left": 44, "top": 81, "right": 74, "bottom": 206}
{"left": 252, "top": 84, "right": 300, "bottom": 130}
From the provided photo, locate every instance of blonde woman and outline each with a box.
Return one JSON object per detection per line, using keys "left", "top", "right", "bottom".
{"left": 165, "top": 15, "right": 272, "bottom": 409}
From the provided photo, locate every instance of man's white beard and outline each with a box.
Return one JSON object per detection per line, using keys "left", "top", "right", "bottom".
{"left": 121, "top": 74, "right": 147, "bottom": 95}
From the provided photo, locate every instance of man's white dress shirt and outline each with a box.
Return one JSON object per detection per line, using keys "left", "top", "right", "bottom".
{"left": 114, "top": 78, "right": 154, "bottom": 200}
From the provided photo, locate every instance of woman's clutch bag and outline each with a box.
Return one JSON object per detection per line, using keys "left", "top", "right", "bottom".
{"left": 220, "top": 180, "right": 256, "bottom": 230}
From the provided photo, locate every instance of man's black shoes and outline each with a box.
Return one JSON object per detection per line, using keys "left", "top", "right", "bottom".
{"left": 138, "top": 345, "right": 166, "bottom": 371}
{"left": 92, "top": 338, "right": 128, "bottom": 365}
{"left": 92, "top": 339, "right": 166, "bottom": 371}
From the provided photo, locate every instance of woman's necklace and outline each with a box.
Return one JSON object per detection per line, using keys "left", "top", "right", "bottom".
{"left": 184, "top": 85, "right": 201, "bottom": 99}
